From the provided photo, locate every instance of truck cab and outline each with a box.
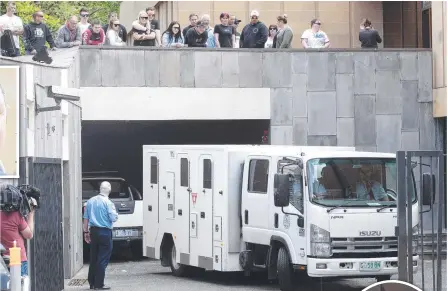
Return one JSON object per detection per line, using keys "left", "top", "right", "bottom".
{"left": 241, "top": 151, "right": 420, "bottom": 290}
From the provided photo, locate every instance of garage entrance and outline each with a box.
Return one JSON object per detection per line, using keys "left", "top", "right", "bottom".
{"left": 82, "top": 120, "right": 270, "bottom": 192}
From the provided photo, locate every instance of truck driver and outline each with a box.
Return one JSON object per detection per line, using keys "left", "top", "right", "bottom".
{"left": 311, "top": 164, "right": 388, "bottom": 201}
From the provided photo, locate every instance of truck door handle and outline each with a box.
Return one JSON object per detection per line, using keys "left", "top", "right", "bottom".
{"left": 148, "top": 205, "right": 152, "bottom": 212}
{"left": 162, "top": 186, "right": 166, "bottom": 190}
{"left": 151, "top": 185, "right": 153, "bottom": 189}
{"left": 202, "top": 189, "right": 206, "bottom": 193}
{"left": 178, "top": 209, "right": 182, "bottom": 216}
{"left": 200, "top": 212, "right": 205, "bottom": 218}
{"left": 274, "top": 213, "right": 278, "bottom": 228}
{"left": 244, "top": 210, "right": 248, "bottom": 224}
{"left": 187, "top": 188, "right": 192, "bottom": 192}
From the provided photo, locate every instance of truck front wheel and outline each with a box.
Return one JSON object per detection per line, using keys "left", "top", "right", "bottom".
{"left": 169, "top": 243, "right": 187, "bottom": 276}
{"left": 277, "top": 247, "right": 295, "bottom": 291}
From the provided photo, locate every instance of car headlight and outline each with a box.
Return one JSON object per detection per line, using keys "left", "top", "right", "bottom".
{"left": 310, "top": 224, "right": 332, "bottom": 257}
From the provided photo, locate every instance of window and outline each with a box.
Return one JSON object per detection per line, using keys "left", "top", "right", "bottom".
{"left": 180, "top": 158, "right": 189, "bottom": 187}
{"left": 150, "top": 156, "right": 158, "bottom": 184}
{"left": 203, "top": 159, "right": 212, "bottom": 189}
{"left": 82, "top": 180, "right": 131, "bottom": 201}
{"left": 248, "top": 159, "right": 269, "bottom": 193}
{"left": 278, "top": 160, "right": 304, "bottom": 213}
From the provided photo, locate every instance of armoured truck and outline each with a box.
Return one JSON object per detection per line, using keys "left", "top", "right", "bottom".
{"left": 142, "top": 145, "right": 420, "bottom": 290}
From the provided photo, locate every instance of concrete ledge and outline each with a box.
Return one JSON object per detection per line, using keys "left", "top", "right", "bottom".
{"left": 79, "top": 45, "right": 432, "bottom": 52}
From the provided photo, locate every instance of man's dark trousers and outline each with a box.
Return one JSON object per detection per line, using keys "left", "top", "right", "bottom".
{"left": 88, "top": 227, "right": 113, "bottom": 288}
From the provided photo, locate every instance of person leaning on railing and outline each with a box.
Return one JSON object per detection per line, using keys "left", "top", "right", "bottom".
{"left": 161, "top": 21, "right": 184, "bottom": 48}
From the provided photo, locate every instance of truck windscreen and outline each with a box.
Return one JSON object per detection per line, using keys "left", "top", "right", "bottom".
{"left": 306, "top": 158, "right": 416, "bottom": 207}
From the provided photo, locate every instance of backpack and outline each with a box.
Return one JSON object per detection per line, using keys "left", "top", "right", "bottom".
{"left": 0, "top": 29, "right": 16, "bottom": 57}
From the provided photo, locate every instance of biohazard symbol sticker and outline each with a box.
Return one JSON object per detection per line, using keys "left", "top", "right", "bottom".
{"left": 192, "top": 192, "right": 197, "bottom": 205}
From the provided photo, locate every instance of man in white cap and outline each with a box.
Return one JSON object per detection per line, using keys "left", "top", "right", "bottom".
{"left": 83, "top": 181, "right": 118, "bottom": 290}
{"left": 239, "top": 10, "right": 268, "bottom": 48}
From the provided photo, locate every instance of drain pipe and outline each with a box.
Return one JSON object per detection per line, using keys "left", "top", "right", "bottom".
{"left": 9, "top": 241, "right": 21, "bottom": 291}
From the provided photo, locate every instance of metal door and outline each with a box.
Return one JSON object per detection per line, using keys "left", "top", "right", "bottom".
{"left": 29, "top": 158, "right": 64, "bottom": 291}
{"left": 396, "top": 150, "right": 445, "bottom": 291}
{"left": 190, "top": 155, "right": 214, "bottom": 261}
{"left": 177, "top": 153, "right": 191, "bottom": 258}
{"left": 144, "top": 153, "right": 159, "bottom": 253}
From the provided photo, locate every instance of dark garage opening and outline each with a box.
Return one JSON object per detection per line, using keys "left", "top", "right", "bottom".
{"left": 82, "top": 120, "right": 270, "bottom": 192}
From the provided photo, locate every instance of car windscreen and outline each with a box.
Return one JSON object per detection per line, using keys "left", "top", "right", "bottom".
{"left": 82, "top": 180, "right": 132, "bottom": 201}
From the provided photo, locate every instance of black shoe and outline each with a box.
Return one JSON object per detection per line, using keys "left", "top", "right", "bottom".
{"left": 90, "top": 286, "right": 94, "bottom": 290}
{"left": 94, "top": 286, "right": 111, "bottom": 290}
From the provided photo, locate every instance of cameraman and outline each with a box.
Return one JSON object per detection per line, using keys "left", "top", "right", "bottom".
{"left": 0, "top": 193, "right": 36, "bottom": 276}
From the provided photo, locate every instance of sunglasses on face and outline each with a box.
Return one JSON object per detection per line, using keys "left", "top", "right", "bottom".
{"left": 80, "top": 14, "right": 89, "bottom": 17}
{"left": 251, "top": 16, "right": 258, "bottom": 19}
{"left": 113, "top": 24, "right": 119, "bottom": 27}
{"left": 173, "top": 26, "right": 180, "bottom": 29}
{"left": 140, "top": 16, "right": 148, "bottom": 19}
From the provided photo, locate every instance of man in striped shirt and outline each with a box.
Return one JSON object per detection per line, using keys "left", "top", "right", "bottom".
{"left": 83, "top": 181, "right": 118, "bottom": 290}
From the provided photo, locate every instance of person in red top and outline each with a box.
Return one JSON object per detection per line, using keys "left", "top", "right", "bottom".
{"left": 1, "top": 204, "right": 35, "bottom": 276}
{"left": 82, "top": 20, "right": 104, "bottom": 45}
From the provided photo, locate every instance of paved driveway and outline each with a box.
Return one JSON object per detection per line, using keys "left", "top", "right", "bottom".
{"left": 64, "top": 257, "right": 446, "bottom": 291}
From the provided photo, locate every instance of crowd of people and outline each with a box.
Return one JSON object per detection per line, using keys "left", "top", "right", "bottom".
{"left": 0, "top": 1, "right": 383, "bottom": 57}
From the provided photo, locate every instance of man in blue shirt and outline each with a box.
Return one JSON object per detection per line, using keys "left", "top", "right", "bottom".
{"left": 83, "top": 181, "right": 118, "bottom": 290}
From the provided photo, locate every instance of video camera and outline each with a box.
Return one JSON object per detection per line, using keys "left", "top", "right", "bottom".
{"left": 0, "top": 184, "right": 41, "bottom": 217}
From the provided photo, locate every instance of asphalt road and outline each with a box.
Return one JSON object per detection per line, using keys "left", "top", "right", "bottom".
{"left": 64, "top": 253, "right": 446, "bottom": 291}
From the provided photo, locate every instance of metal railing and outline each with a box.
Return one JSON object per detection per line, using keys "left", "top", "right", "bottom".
{"left": 396, "top": 150, "right": 446, "bottom": 291}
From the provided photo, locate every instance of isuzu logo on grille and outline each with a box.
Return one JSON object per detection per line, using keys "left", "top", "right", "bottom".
{"left": 359, "top": 230, "right": 382, "bottom": 236}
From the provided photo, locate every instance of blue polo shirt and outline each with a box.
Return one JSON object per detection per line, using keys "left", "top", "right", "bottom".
{"left": 83, "top": 194, "right": 118, "bottom": 229}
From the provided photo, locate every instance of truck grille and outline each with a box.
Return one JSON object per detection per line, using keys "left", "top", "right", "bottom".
{"left": 331, "top": 237, "right": 398, "bottom": 258}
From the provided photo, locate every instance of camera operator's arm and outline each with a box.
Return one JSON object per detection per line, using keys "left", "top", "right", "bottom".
{"left": 20, "top": 210, "right": 34, "bottom": 240}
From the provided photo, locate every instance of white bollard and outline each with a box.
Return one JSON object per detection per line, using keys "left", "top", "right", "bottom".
{"left": 9, "top": 240, "right": 21, "bottom": 291}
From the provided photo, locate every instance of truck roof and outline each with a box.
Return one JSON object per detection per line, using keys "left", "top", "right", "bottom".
{"left": 142, "top": 145, "right": 396, "bottom": 159}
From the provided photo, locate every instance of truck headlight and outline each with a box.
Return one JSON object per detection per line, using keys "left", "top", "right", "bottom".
{"left": 412, "top": 224, "right": 419, "bottom": 254}
{"left": 310, "top": 224, "right": 331, "bottom": 257}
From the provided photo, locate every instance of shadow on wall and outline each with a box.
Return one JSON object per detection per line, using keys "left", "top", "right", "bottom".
{"left": 81, "top": 120, "right": 270, "bottom": 192}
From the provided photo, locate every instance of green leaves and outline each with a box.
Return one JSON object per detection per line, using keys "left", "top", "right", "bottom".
{"left": 1, "top": 1, "right": 121, "bottom": 54}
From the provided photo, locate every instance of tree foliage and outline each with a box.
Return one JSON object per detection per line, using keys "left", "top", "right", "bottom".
{"left": 1, "top": 1, "right": 121, "bottom": 32}
{"left": 1, "top": 1, "right": 121, "bottom": 53}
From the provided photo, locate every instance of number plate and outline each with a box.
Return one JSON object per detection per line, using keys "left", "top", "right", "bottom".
{"left": 359, "top": 261, "right": 381, "bottom": 271}
{"left": 114, "top": 229, "right": 138, "bottom": 237}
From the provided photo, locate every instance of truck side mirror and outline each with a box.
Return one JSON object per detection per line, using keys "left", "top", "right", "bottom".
{"left": 274, "top": 174, "right": 290, "bottom": 207}
{"left": 422, "top": 173, "right": 436, "bottom": 206}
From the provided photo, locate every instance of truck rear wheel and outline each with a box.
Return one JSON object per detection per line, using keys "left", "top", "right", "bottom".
{"left": 277, "top": 247, "right": 295, "bottom": 291}
{"left": 169, "top": 243, "right": 187, "bottom": 276}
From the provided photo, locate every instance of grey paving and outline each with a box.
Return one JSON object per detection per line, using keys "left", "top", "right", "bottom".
{"left": 64, "top": 258, "right": 446, "bottom": 291}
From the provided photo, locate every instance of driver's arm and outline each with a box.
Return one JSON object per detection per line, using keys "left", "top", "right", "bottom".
{"left": 373, "top": 183, "right": 388, "bottom": 201}
{"left": 313, "top": 182, "right": 328, "bottom": 199}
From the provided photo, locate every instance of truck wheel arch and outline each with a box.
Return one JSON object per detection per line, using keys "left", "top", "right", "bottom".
{"left": 160, "top": 233, "right": 174, "bottom": 267}
{"left": 267, "top": 235, "right": 294, "bottom": 280}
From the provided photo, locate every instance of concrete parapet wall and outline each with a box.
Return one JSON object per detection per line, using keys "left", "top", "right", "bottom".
{"left": 79, "top": 47, "right": 435, "bottom": 153}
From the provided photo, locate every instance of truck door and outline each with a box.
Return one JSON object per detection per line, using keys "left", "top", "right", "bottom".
{"left": 190, "top": 155, "right": 214, "bottom": 261}
{"left": 242, "top": 156, "right": 271, "bottom": 245}
{"left": 144, "top": 153, "right": 159, "bottom": 255}
{"left": 177, "top": 154, "right": 191, "bottom": 258}
{"left": 273, "top": 158, "right": 307, "bottom": 266}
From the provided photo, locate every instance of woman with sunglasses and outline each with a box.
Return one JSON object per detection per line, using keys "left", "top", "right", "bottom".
{"left": 265, "top": 25, "right": 277, "bottom": 48}
{"left": 130, "top": 10, "right": 156, "bottom": 47}
{"left": 106, "top": 19, "right": 125, "bottom": 46}
{"left": 161, "top": 21, "right": 184, "bottom": 48}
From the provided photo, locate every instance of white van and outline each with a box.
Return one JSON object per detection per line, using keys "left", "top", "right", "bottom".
{"left": 82, "top": 175, "right": 144, "bottom": 258}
